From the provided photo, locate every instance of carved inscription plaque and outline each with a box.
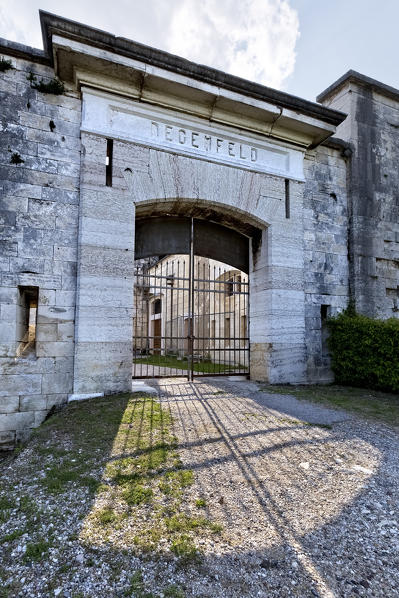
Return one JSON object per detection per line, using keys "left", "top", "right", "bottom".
{"left": 81, "top": 92, "right": 305, "bottom": 180}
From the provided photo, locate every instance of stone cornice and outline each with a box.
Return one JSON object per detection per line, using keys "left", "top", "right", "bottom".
{"left": 317, "top": 70, "right": 399, "bottom": 105}
{"left": 39, "top": 10, "right": 347, "bottom": 150}
{"left": 0, "top": 37, "right": 50, "bottom": 65}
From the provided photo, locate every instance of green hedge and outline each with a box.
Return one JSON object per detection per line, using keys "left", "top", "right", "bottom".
{"left": 327, "top": 309, "right": 399, "bottom": 392}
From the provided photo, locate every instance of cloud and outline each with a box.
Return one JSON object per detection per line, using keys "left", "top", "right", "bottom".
{"left": 167, "top": 0, "right": 299, "bottom": 89}
{"left": 0, "top": 0, "right": 299, "bottom": 89}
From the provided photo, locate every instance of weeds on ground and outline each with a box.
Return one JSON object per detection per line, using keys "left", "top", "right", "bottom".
{"left": 0, "top": 392, "right": 222, "bottom": 593}
{"left": 125, "top": 570, "right": 156, "bottom": 597}
{"left": 24, "top": 539, "right": 50, "bottom": 562}
{"left": 79, "top": 395, "right": 222, "bottom": 560}
{"left": 163, "top": 586, "right": 185, "bottom": 598}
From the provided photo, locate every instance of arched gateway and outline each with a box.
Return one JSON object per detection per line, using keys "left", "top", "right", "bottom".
{"left": 61, "top": 20, "right": 344, "bottom": 399}
{"left": 133, "top": 216, "right": 254, "bottom": 380}
{"left": 70, "top": 75, "right": 341, "bottom": 398}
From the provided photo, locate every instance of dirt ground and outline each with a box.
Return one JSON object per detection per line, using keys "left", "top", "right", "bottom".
{"left": 0, "top": 377, "right": 398, "bottom": 598}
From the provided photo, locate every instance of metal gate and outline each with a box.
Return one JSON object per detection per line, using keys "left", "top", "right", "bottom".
{"left": 133, "top": 219, "right": 249, "bottom": 380}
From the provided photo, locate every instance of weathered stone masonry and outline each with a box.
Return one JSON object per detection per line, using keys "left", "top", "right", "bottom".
{"left": 1, "top": 12, "right": 398, "bottom": 447}
{"left": 1, "top": 42, "right": 81, "bottom": 448}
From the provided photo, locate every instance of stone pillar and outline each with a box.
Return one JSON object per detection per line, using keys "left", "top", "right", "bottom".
{"left": 249, "top": 179, "right": 306, "bottom": 383}
{"left": 71, "top": 134, "right": 135, "bottom": 398}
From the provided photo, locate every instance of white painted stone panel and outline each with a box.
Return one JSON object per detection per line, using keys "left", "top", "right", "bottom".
{"left": 82, "top": 91, "right": 305, "bottom": 181}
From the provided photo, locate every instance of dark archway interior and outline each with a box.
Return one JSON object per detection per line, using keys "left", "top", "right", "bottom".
{"left": 135, "top": 216, "right": 254, "bottom": 273}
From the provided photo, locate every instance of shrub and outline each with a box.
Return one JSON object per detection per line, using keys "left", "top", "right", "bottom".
{"left": 27, "top": 72, "right": 65, "bottom": 95}
{"left": 0, "top": 58, "right": 13, "bottom": 72}
{"left": 327, "top": 309, "right": 399, "bottom": 392}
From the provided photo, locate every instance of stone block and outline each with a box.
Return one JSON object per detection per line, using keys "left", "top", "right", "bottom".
{"left": 78, "top": 275, "right": 132, "bottom": 307}
{"left": 46, "top": 394, "right": 68, "bottom": 409}
{"left": 36, "top": 341, "right": 74, "bottom": 358}
{"left": 75, "top": 306, "right": 133, "bottom": 343}
{"left": 39, "top": 289, "right": 56, "bottom": 306}
{"left": 34, "top": 411, "right": 48, "bottom": 427}
{"left": 0, "top": 302, "right": 17, "bottom": 322}
{"left": 0, "top": 321, "right": 15, "bottom": 342}
{"left": 2, "top": 273, "right": 62, "bottom": 290}
{"left": 0, "top": 342, "right": 17, "bottom": 358}
{"left": 250, "top": 342, "right": 270, "bottom": 382}
{"left": 80, "top": 217, "right": 134, "bottom": 250}
{"left": 0, "top": 374, "right": 42, "bottom": 397}
{"left": 0, "top": 430, "right": 15, "bottom": 449}
{"left": 79, "top": 246, "right": 135, "bottom": 278}
{"left": 0, "top": 287, "right": 18, "bottom": 303}
{"left": 57, "top": 322, "right": 74, "bottom": 341}
{"left": 42, "top": 372, "right": 73, "bottom": 394}
{"left": 36, "top": 323, "right": 58, "bottom": 342}
{"left": 19, "top": 395, "right": 47, "bottom": 411}
{"left": 54, "top": 245, "right": 78, "bottom": 262}
{"left": 37, "top": 306, "right": 74, "bottom": 323}
{"left": 55, "top": 290, "right": 76, "bottom": 307}
{"left": 0, "top": 411, "right": 35, "bottom": 432}
{"left": 0, "top": 396, "right": 19, "bottom": 413}
{"left": 73, "top": 341, "right": 132, "bottom": 394}
{"left": 10, "top": 257, "right": 45, "bottom": 274}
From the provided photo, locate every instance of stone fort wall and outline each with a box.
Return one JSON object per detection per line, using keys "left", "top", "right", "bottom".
{"left": 319, "top": 73, "right": 399, "bottom": 320}
{"left": 0, "top": 49, "right": 81, "bottom": 448}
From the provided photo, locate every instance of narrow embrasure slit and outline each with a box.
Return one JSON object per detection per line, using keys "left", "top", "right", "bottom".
{"left": 16, "top": 286, "right": 38, "bottom": 357}
{"left": 105, "top": 138, "right": 113, "bottom": 187}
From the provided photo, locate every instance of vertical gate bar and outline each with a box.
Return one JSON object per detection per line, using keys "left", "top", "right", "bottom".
{"left": 220, "top": 266, "right": 224, "bottom": 374}
{"left": 247, "top": 239, "right": 250, "bottom": 375}
{"left": 212, "top": 264, "right": 215, "bottom": 374}
{"left": 135, "top": 265, "right": 137, "bottom": 378}
{"left": 198, "top": 262, "right": 205, "bottom": 370}
{"left": 188, "top": 218, "right": 194, "bottom": 381}
{"left": 182, "top": 258, "right": 186, "bottom": 374}
{"left": 233, "top": 275, "right": 236, "bottom": 374}
{"left": 210, "top": 265, "right": 212, "bottom": 374}
{"left": 177, "top": 259, "right": 180, "bottom": 375}
{"left": 220, "top": 266, "right": 223, "bottom": 374}
{"left": 239, "top": 273, "right": 242, "bottom": 372}
{"left": 229, "top": 269, "right": 231, "bottom": 375}
{"left": 225, "top": 268, "right": 228, "bottom": 375}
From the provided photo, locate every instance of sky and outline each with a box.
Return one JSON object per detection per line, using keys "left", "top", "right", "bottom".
{"left": 0, "top": 0, "right": 398, "bottom": 102}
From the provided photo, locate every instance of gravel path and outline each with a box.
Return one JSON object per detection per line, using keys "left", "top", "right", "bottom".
{"left": 149, "top": 377, "right": 399, "bottom": 598}
{"left": 1, "top": 377, "right": 398, "bottom": 598}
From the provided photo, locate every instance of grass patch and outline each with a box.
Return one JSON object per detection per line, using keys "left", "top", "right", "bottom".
{"left": 96, "top": 508, "right": 122, "bottom": 525}
{"left": 170, "top": 534, "right": 198, "bottom": 561}
{"left": 122, "top": 484, "right": 153, "bottom": 506}
{"left": 0, "top": 496, "right": 12, "bottom": 510}
{"left": 134, "top": 354, "right": 239, "bottom": 374}
{"left": 164, "top": 585, "right": 185, "bottom": 598}
{"left": 262, "top": 384, "right": 399, "bottom": 427}
{"left": 195, "top": 498, "right": 206, "bottom": 508}
{"left": 0, "top": 529, "right": 25, "bottom": 544}
{"left": 0, "top": 496, "right": 12, "bottom": 523}
{"left": 125, "top": 570, "right": 155, "bottom": 597}
{"left": 24, "top": 539, "right": 50, "bottom": 562}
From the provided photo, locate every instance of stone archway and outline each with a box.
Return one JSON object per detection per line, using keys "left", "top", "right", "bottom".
{"left": 71, "top": 126, "right": 307, "bottom": 399}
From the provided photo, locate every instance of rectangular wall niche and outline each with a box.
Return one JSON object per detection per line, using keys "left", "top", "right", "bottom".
{"left": 16, "top": 286, "right": 38, "bottom": 357}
